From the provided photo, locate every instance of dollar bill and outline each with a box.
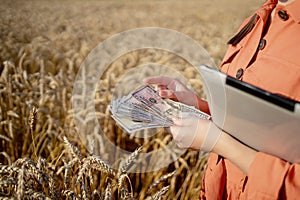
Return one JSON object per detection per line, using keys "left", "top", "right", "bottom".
{"left": 110, "top": 85, "right": 210, "bottom": 133}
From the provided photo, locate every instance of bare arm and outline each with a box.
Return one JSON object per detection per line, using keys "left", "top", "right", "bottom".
{"left": 212, "top": 131, "right": 257, "bottom": 175}
{"left": 144, "top": 76, "right": 255, "bottom": 174}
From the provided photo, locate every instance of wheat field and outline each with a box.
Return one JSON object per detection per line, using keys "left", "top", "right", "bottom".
{"left": 0, "top": 0, "right": 262, "bottom": 199}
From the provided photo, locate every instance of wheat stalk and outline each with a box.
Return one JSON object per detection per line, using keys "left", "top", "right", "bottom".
{"left": 76, "top": 156, "right": 115, "bottom": 185}
{"left": 88, "top": 167, "right": 94, "bottom": 185}
{"left": 63, "top": 136, "right": 83, "bottom": 160}
{"left": 13, "top": 158, "right": 48, "bottom": 184}
{"left": 147, "top": 171, "right": 175, "bottom": 192}
{"left": 92, "top": 189, "right": 100, "bottom": 200}
{"left": 28, "top": 106, "right": 38, "bottom": 132}
{"left": 56, "top": 157, "right": 80, "bottom": 177}
{"left": 16, "top": 165, "right": 25, "bottom": 200}
{"left": 0, "top": 177, "right": 17, "bottom": 188}
{"left": 118, "top": 146, "right": 142, "bottom": 175}
{"left": 104, "top": 182, "right": 112, "bottom": 200}
{"left": 150, "top": 185, "right": 170, "bottom": 200}
{"left": 62, "top": 190, "right": 80, "bottom": 200}
{"left": 49, "top": 173, "right": 59, "bottom": 200}
{"left": 24, "top": 189, "right": 50, "bottom": 200}
{"left": 63, "top": 163, "right": 70, "bottom": 189}
{"left": 118, "top": 173, "right": 133, "bottom": 200}
{"left": 36, "top": 157, "right": 46, "bottom": 172}
{"left": 81, "top": 181, "right": 88, "bottom": 200}
{"left": 0, "top": 165, "right": 20, "bottom": 174}
{"left": 0, "top": 135, "right": 12, "bottom": 143}
{"left": 0, "top": 197, "right": 15, "bottom": 200}
{"left": 28, "top": 106, "right": 38, "bottom": 158}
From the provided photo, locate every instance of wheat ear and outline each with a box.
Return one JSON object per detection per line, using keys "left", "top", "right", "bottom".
{"left": 118, "top": 146, "right": 142, "bottom": 175}
{"left": 92, "top": 189, "right": 100, "bottom": 200}
{"left": 28, "top": 106, "right": 38, "bottom": 158}
{"left": 104, "top": 182, "right": 112, "bottom": 200}
{"left": 63, "top": 136, "right": 83, "bottom": 160}
{"left": 17, "top": 165, "right": 25, "bottom": 200}
{"left": 76, "top": 156, "right": 115, "bottom": 185}
{"left": 118, "top": 173, "right": 134, "bottom": 200}
{"left": 151, "top": 185, "right": 170, "bottom": 200}
{"left": 148, "top": 171, "right": 175, "bottom": 192}
{"left": 62, "top": 190, "right": 80, "bottom": 200}
{"left": 0, "top": 165, "right": 20, "bottom": 174}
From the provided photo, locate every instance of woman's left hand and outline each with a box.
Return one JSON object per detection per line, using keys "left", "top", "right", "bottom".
{"left": 169, "top": 116, "right": 222, "bottom": 152}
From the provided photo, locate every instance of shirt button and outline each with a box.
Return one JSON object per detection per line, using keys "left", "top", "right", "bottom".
{"left": 278, "top": 10, "right": 289, "bottom": 21}
{"left": 236, "top": 68, "right": 244, "bottom": 79}
{"left": 258, "top": 39, "right": 266, "bottom": 50}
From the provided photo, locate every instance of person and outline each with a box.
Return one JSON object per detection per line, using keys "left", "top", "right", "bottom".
{"left": 145, "top": 0, "right": 300, "bottom": 199}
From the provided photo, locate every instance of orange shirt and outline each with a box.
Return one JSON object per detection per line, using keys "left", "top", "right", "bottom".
{"left": 200, "top": 0, "right": 300, "bottom": 199}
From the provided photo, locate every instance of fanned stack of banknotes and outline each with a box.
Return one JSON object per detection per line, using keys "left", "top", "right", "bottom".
{"left": 110, "top": 85, "right": 211, "bottom": 133}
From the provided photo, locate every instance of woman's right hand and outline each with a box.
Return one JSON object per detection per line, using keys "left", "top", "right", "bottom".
{"left": 144, "top": 76, "right": 210, "bottom": 114}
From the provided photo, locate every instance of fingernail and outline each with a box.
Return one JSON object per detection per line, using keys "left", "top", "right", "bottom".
{"left": 160, "top": 90, "right": 172, "bottom": 98}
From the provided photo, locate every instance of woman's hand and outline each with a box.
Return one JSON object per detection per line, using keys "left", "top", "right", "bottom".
{"left": 170, "top": 115, "right": 257, "bottom": 174}
{"left": 144, "top": 76, "right": 210, "bottom": 114}
{"left": 170, "top": 116, "right": 222, "bottom": 152}
{"left": 145, "top": 76, "right": 257, "bottom": 174}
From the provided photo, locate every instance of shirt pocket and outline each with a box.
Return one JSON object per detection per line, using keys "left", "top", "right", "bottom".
{"left": 245, "top": 55, "right": 300, "bottom": 101}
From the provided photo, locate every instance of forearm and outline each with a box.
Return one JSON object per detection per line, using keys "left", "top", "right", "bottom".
{"left": 212, "top": 131, "right": 257, "bottom": 175}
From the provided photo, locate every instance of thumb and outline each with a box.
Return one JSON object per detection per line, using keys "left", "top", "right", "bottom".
{"left": 143, "top": 76, "right": 172, "bottom": 85}
{"left": 172, "top": 116, "right": 199, "bottom": 126}
{"left": 171, "top": 117, "right": 192, "bottom": 126}
{"left": 171, "top": 117, "right": 182, "bottom": 126}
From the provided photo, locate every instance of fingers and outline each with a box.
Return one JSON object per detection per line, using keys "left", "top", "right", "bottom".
{"left": 171, "top": 117, "right": 182, "bottom": 126}
{"left": 159, "top": 89, "right": 177, "bottom": 99}
{"left": 144, "top": 76, "right": 174, "bottom": 86}
{"left": 169, "top": 126, "right": 183, "bottom": 142}
{"left": 145, "top": 76, "right": 180, "bottom": 99}
{"left": 171, "top": 117, "right": 195, "bottom": 126}
{"left": 169, "top": 119, "right": 199, "bottom": 149}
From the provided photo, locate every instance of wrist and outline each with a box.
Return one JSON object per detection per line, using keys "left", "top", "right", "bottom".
{"left": 200, "top": 122, "right": 222, "bottom": 152}
{"left": 212, "top": 132, "right": 257, "bottom": 175}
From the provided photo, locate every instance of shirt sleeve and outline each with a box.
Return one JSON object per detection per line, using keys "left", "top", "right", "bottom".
{"left": 246, "top": 152, "right": 300, "bottom": 199}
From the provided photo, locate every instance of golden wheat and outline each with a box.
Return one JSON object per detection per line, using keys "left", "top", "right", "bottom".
{"left": 150, "top": 186, "right": 170, "bottom": 200}
{"left": 0, "top": 0, "right": 262, "bottom": 199}
{"left": 147, "top": 171, "right": 176, "bottom": 193}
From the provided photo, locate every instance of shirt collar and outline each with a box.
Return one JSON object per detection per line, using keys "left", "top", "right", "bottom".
{"left": 256, "top": 0, "right": 278, "bottom": 23}
{"left": 258, "top": 0, "right": 300, "bottom": 24}
{"left": 286, "top": 0, "right": 300, "bottom": 23}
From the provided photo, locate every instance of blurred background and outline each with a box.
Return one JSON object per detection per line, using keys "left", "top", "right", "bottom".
{"left": 1, "top": 0, "right": 263, "bottom": 69}
{"left": 0, "top": 0, "right": 263, "bottom": 199}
